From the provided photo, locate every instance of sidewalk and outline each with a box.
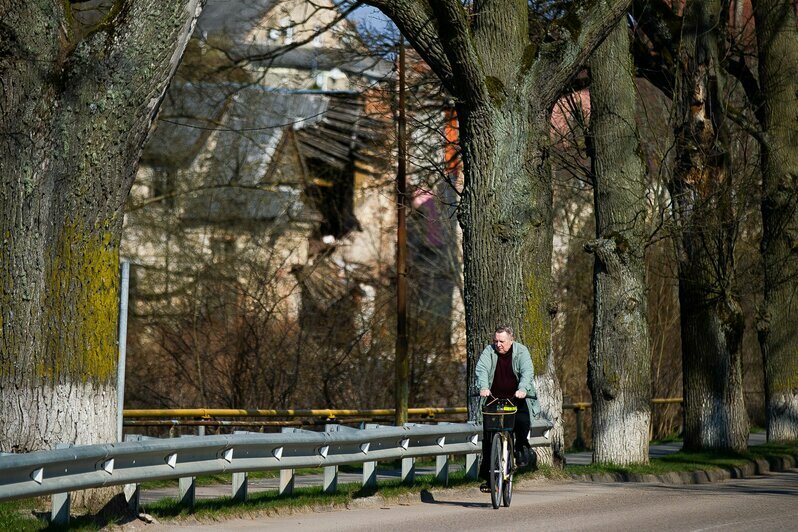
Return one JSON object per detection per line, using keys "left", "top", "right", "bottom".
{"left": 140, "top": 432, "right": 770, "bottom": 504}
{"left": 564, "top": 431, "right": 767, "bottom": 465}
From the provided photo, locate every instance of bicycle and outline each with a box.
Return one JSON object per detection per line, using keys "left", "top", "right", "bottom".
{"left": 482, "top": 396, "right": 517, "bottom": 509}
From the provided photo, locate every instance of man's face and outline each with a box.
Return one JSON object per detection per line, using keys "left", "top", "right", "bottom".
{"left": 494, "top": 331, "right": 513, "bottom": 355}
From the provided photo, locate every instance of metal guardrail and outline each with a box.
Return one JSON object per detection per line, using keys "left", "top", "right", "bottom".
{"left": 0, "top": 419, "right": 553, "bottom": 524}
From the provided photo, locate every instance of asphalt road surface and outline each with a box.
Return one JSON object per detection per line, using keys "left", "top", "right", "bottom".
{"left": 145, "top": 467, "right": 798, "bottom": 531}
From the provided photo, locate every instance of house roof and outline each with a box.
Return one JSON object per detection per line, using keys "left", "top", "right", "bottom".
{"left": 145, "top": 82, "right": 385, "bottom": 174}
{"left": 232, "top": 45, "right": 394, "bottom": 82}
{"left": 142, "top": 82, "right": 388, "bottom": 226}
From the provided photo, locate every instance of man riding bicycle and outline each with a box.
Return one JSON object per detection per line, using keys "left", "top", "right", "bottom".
{"left": 476, "top": 325, "right": 541, "bottom": 492}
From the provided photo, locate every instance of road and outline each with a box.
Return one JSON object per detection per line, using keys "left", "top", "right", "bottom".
{"left": 145, "top": 468, "right": 798, "bottom": 531}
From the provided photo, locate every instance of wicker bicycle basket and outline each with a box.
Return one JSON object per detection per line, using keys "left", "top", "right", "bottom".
{"left": 482, "top": 401, "right": 517, "bottom": 431}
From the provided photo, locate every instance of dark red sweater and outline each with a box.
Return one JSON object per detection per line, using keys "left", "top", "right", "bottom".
{"left": 491, "top": 346, "right": 518, "bottom": 399}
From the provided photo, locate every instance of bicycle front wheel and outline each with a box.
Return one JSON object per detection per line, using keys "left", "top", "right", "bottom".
{"left": 489, "top": 432, "right": 503, "bottom": 509}
{"left": 502, "top": 437, "right": 514, "bottom": 507}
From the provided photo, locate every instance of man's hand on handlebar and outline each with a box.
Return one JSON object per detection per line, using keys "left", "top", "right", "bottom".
{"left": 480, "top": 389, "right": 527, "bottom": 399}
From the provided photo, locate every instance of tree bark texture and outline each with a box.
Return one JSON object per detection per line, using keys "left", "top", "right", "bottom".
{"left": 451, "top": 3, "right": 564, "bottom": 461}
{"left": 366, "top": 0, "right": 632, "bottom": 465}
{"left": 671, "top": 0, "right": 747, "bottom": 451}
{"left": 0, "top": 0, "right": 203, "bottom": 455}
{"left": 458, "top": 97, "right": 563, "bottom": 459}
{"left": 753, "top": 0, "right": 798, "bottom": 442}
{"left": 586, "top": 21, "right": 652, "bottom": 465}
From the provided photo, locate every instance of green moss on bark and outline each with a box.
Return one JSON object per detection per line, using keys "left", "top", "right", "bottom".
{"left": 521, "top": 272, "right": 549, "bottom": 369}
{"left": 771, "top": 355, "right": 798, "bottom": 393}
{"left": 41, "top": 222, "right": 119, "bottom": 383}
{"left": 485, "top": 76, "right": 506, "bottom": 106}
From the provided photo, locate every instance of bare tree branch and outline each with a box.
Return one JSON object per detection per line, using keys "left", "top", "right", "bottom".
{"left": 364, "top": 0, "right": 457, "bottom": 90}
{"left": 428, "top": 0, "right": 487, "bottom": 105}
{"left": 532, "top": 0, "right": 632, "bottom": 107}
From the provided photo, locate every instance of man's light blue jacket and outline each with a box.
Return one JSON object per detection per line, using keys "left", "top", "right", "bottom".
{"left": 475, "top": 342, "right": 541, "bottom": 423}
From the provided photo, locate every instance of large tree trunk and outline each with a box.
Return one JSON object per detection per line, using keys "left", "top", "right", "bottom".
{"left": 670, "top": 0, "right": 747, "bottom": 451}
{"left": 753, "top": 0, "right": 798, "bottom": 442}
{"left": 456, "top": 0, "right": 564, "bottom": 464}
{"left": 0, "top": 0, "right": 202, "bottom": 466}
{"left": 367, "top": 0, "right": 632, "bottom": 466}
{"left": 459, "top": 98, "right": 564, "bottom": 462}
{"left": 586, "top": 21, "right": 652, "bottom": 465}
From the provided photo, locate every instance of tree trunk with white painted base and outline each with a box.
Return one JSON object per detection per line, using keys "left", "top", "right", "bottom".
{"left": 753, "top": 0, "right": 798, "bottom": 443}
{"left": 0, "top": 1, "right": 203, "bottom": 507}
{"left": 586, "top": 20, "right": 651, "bottom": 465}
{"left": 671, "top": 0, "right": 747, "bottom": 452}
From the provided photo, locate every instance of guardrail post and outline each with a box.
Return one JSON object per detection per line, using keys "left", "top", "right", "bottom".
{"left": 401, "top": 457, "right": 415, "bottom": 484}
{"left": 122, "top": 434, "right": 151, "bottom": 513}
{"left": 324, "top": 465, "right": 338, "bottom": 493}
{"left": 232, "top": 472, "right": 248, "bottom": 502}
{"left": 363, "top": 460, "right": 377, "bottom": 488}
{"left": 277, "top": 427, "right": 296, "bottom": 495}
{"left": 179, "top": 477, "right": 196, "bottom": 508}
{"left": 50, "top": 443, "right": 71, "bottom": 526}
{"left": 436, "top": 455, "right": 448, "bottom": 486}
{"left": 362, "top": 424, "right": 379, "bottom": 488}
{"left": 435, "top": 423, "right": 450, "bottom": 485}
{"left": 51, "top": 491, "right": 70, "bottom": 526}
{"left": 465, "top": 453, "right": 479, "bottom": 480}
{"left": 279, "top": 469, "right": 295, "bottom": 496}
{"left": 323, "top": 424, "right": 339, "bottom": 493}
{"left": 124, "top": 483, "right": 140, "bottom": 513}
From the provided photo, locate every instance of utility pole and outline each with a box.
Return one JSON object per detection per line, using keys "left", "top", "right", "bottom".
{"left": 395, "top": 37, "right": 409, "bottom": 426}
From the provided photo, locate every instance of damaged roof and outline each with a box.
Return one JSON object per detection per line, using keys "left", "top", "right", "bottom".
{"left": 142, "top": 82, "right": 388, "bottom": 225}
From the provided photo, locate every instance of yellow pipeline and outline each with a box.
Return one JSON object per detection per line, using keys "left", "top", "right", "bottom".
{"left": 652, "top": 398, "right": 683, "bottom": 405}
{"left": 123, "top": 407, "right": 468, "bottom": 419}
{"left": 123, "top": 399, "right": 682, "bottom": 419}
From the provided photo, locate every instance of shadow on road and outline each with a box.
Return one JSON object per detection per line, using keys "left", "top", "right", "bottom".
{"left": 418, "top": 489, "right": 491, "bottom": 509}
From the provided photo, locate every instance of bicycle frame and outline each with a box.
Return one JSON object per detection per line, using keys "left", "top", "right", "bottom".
{"left": 483, "top": 396, "right": 517, "bottom": 509}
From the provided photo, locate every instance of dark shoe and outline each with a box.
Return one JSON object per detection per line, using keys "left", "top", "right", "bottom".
{"left": 479, "top": 482, "right": 490, "bottom": 493}
{"left": 516, "top": 446, "right": 532, "bottom": 468}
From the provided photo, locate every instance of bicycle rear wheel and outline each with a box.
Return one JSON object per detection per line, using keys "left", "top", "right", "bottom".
{"left": 489, "top": 432, "right": 503, "bottom": 509}
{"left": 502, "top": 437, "right": 514, "bottom": 507}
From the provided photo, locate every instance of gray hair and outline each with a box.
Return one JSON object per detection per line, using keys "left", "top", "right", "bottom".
{"left": 494, "top": 325, "right": 514, "bottom": 337}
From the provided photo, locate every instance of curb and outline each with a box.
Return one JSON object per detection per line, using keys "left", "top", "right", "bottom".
{"left": 568, "top": 453, "right": 798, "bottom": 485}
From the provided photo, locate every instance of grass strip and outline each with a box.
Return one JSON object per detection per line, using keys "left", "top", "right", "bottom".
{"left": 143, "top": 471, "right": 477, "bottom": 520}
{"left": 566, "top": 439, "right": 798, "bottom": 477}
